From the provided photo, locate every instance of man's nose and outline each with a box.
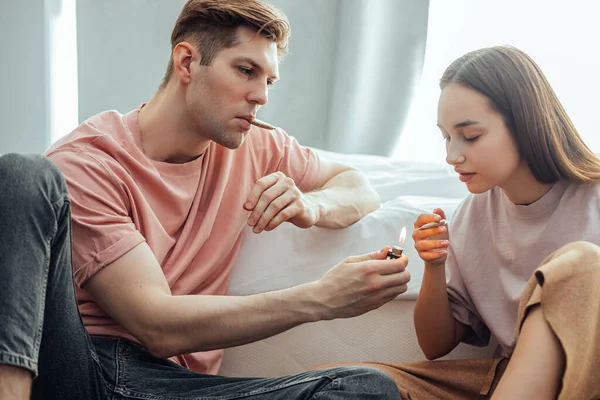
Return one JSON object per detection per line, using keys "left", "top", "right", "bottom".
{"left": 248, "top": 83, "right": 268, "bottom": 106}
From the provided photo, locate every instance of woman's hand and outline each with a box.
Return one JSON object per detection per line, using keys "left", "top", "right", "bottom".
{"left": 412, "top": 208, "right": 450, "bottom": 268}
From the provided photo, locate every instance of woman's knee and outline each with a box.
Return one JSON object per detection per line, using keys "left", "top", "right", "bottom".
{"left": 555, "top": 241, "right": 600, "bottom": 263}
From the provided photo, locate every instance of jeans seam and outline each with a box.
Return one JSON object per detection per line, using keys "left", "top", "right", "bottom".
{"left": 28, "top": 216, "right": 57, "bottom": 376}
{"left": 309, "top": 376, "right": 338, "bottom": 400}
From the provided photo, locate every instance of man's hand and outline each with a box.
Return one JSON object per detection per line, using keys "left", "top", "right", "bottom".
{"left": 314, "top": 247, "right": 410, "bottom": 319}
{"left": 413, "top": 208, "right": 450, "bottom": 267}
{"left": 244, "top": 172, "right": 321, "bottom": 233}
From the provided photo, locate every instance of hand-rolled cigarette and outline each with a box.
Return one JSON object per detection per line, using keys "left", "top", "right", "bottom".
{"left": 417, "top": 219, "right": 448, "bottom": 230}
{"left": 250, "top": 118, "right": 275, "bottom": 130}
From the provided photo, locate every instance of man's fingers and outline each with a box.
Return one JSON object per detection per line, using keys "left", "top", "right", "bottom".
{"left": 349, "top": 257, "right": 408, "bottom": 277}
{"left": 344, "top": 248, "right": 391, "bottom": 263}
{"left": 264, "top": 202, "right": 301, "bottom": 232}
{"left": 255, "top": 189, "right": 299, "bottom": 229}
{"left": 244, "top": 172, "right": 284, "bottom": 210}
{"left": 247, "top": 182, "right": 289, "bottom": 226}
{"left": 380, "top": 270, "right": 411, "bottom": 289}
{"left": 254, "top": 196, "right": 298, "bottom": 233}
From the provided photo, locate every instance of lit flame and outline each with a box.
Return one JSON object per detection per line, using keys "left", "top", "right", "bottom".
{"left": 398, "top": 226, "right": 407, "bottom": 244}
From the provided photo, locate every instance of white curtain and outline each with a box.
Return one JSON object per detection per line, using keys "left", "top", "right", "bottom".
{"left": 394, "top": 0, "right": 600, "bottom": 163}
{"left": 260, "top": 0, "right": 429, "bottom": 156}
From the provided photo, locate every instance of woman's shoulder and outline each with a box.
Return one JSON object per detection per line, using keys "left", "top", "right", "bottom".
{"left": 563, "top": 180, "right": 600, "bottom": 202}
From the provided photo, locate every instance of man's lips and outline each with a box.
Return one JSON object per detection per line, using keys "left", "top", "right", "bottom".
{"left": 235, "top": 115, "right": 275, "bottom": 130}
{"left": 235, "top": 117, "right": 252, "bottom": 130}
{"left": 237, "top": 115, "right": 255, "bottom": 122}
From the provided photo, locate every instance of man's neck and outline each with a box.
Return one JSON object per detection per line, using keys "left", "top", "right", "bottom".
{"left": 138, "top": 89, "right": 209, "bottom": 164}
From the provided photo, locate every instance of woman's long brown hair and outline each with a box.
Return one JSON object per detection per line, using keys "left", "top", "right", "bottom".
{"left": 440, "top": 45, "right": 600, "bottom": 184}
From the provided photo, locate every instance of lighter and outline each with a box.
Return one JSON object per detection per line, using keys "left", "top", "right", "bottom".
{"left": 386, "top": 226, "right": 407, "bottom": 260}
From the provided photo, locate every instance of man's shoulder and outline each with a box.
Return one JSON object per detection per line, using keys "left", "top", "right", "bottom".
{"left": 46, "top": 110, "right": 129, "bottom": 156}
{"left": 46, "top": 109, "right": 137, "bottom": 180}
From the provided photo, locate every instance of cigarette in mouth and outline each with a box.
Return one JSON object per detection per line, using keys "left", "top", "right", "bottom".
{"left": 417, "top": 219, "right": 448, "bottom": 230}
{"left": 250, "top": 118, "right": 275, "bottom": 130}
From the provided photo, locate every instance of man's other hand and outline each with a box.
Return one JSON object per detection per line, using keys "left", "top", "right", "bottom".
{"left": 244, "top": 172, "right": 321, "bottom": 233}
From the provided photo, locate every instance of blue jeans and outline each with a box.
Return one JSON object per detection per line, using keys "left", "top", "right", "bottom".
{"left": 0, "top": 153, "right": 401, "bottom": 400}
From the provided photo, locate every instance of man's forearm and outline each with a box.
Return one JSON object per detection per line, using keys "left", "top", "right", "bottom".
{"left": 307, "top": 170, "right": 380, "bottom": 229}
{"left": 145, "top": 282, "right": 324, "bottom": 358}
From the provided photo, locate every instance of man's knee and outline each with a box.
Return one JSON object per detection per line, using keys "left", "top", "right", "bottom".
{"left": 0, "top": 153, "right": 67, "bottom": 205}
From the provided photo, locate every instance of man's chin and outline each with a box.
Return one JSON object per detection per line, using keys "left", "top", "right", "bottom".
{"left": 215, "top": 132, "right": 248, "bottom": 150}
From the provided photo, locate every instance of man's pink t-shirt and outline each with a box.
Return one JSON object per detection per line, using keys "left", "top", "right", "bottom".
{"left": 46, "top": 106, "right": 320, "bottom": 374}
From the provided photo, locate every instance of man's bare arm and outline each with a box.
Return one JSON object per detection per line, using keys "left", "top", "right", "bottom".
{"left": 307, "top": 158, "right": 380, "bottom": 228}
{"left": 84, "top": 243, "right": 409, "bottom": 358}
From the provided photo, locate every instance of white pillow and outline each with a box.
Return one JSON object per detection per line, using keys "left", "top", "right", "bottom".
{"left": 228, "top": 151, "right": 467, "bottom": 299}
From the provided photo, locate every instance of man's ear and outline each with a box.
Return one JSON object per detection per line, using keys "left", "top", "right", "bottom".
{"left": 172, "top": 42, "right": 198, "bottom": 84}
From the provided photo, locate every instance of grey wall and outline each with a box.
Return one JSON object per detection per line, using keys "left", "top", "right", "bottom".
{"left": 0, "top": 0, "right": 51, "bottom": 154}
{"left": 76, "top": 0, "right": 186, "bottom": 121}
{"left": 254, "top": 0, "right": 341, "bottom": 150}
{"left": 75, "top": 0, "right": 339, "bottom": 128}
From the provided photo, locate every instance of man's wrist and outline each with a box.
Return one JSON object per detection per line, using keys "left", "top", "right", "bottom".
{"left": 304, "top": 192, "right": 326, "bottom": 225}
{"left": 269, "top": 281, "right": 327, "bottom": 324}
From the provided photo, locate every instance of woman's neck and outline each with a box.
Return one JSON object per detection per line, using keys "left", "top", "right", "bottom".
{"left": 500, "top": 162, "right": 555, "bottom": 205}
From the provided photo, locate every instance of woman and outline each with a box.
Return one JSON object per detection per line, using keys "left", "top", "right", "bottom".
{"left": 324, "top": 45, "right": 600, "bottom": 400}
{"left": 408, "top": 44, "right": 600, "bottom": 400}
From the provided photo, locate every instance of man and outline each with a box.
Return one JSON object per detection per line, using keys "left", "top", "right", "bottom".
{"left": 0, "top": 1, "right": 409, "bottom": 399}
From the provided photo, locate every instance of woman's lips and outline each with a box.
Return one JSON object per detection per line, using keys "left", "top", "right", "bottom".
{"left": 459, "top": 172, "right": 476, "bottom": 183}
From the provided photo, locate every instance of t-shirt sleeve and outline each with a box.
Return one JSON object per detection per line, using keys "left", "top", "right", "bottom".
{"left": 445, "top": 204, "right": 491, "bottom": 347}
{"left": 250, "top": 127, "right": 320, "bottom": 193}
{"left": 49, "top": 151, "right": 145, "bottom": 288}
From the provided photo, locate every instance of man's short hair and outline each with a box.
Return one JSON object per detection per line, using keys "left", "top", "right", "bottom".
{"left": 160, "top": 0, "right": 290, "bottom": 89}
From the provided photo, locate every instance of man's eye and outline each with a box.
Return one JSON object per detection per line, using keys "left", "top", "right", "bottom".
{"left": 442, "top": 136, "right": 450, "bottom": 142}
{"left": 238, "top": 67, "right": 253, "bottom": 76}
{"left": 267, "top": 80, "right": 274, "bottom": 87}
{"left": 465, "top": 136, "right": 479, "bottom": 142}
